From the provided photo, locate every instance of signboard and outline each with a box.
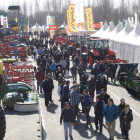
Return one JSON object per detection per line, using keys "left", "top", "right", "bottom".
{"left": 65, "top": 27, "right": 72, "bottom": 36}
{"left": 47, "top": 16, "right": 51, "bottom": 27}
{"left": 50, "top": 16, "right": 55, "bottom": 25}
{"left": 49, "top": 25, "right": 58, "bottom": 31}
{"left": 94, "top": 23, "right": 101, "bottom": 28}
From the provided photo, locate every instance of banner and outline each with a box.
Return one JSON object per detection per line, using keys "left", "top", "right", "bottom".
{"left": 85, "top": 7, "right": 94, "bottom": 31}
{"left": 15, "top": 17, "right": 17, "bottom": 23}
{"left": 65, "top": 27, "right": 72, "bottom": 36}
{"left": 50, "top": 16, "right": 55, "bottom": 25}
{"left": 49, "top": 25, "right": 58, "bottom": 31}
{"left": 47, "top": 16, "right": 51, "bottom": 27}
{"left": 67, "top": 10, "right": 70, "bottom": 29}
{"left": 80, "top": 22, "right": 85, "bottom": 30}
{"left": 76, "top": 3, "right": 84, "bottom": 23}
{"left": 69, "top": 4, "right": 77, "bottom": 32}
{"left": 3, "top": 17, "right": 8, "bottom": 28}
{"left": 94, "top": 23, "right": 101, "bottom": 28}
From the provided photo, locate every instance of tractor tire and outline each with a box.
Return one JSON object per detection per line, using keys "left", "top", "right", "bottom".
{"left": 0, "top": 107, "right": 6, "bottom": 140}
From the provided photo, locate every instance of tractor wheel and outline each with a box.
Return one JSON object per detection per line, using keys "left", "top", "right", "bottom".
{"left": 0, "top": 107, "right": 6, "bottom": 139}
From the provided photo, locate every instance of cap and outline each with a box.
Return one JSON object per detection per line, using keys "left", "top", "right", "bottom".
{"left": 71, "top": 84, "right": 77, "bottom": 89}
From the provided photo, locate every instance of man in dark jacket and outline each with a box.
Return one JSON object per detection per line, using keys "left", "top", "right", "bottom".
{"left": 60, "top": 102, "right": 75, "bottom": 140}
{"left": 56, "top": 62, "right": 62, "bottom": 71}
{"left": 88, "top": 76, "right": 95, "bottom": 99}
{"left": 81, "top": 72, "right": 88, "bottom": 86}
{"left": 118, "top": 98, "right": 126, "bottom": 139}
{"left": 96, "top": 75, "right": 103, "bottom": 95}
{"left": 99, "top": 61, "right": 105, "bottom": 77}
{"left": 56, "top": 67, "right": 64, "bottom": 80}
{"left": 58, "top": 74, "right": 64, "bottom": 86}
{"left": 77, "top": 62, "right": 85, "bottom": 81}
{"left": 94, "top": 95, "right": 105, "bottom": 134}
{"left": 101, "top": 88, "right": 110, "bottom": 104}
{"left": 120, "top": 104, "right": 133, "bottom": 140}
{"left": 71, "top": 63, "right": 77, "bottom": 81}
{"left": 91, "top": 65, "right": 100, "bottom": 81}
{"left": 36, "top": 55, "right": 41, "bottom": 67}
{"left": 82, "top": 55, "right": 88, "bottom": 70}
{"left": 42, "top": 77, "right": 51, "bottom": 107}
{"left": 48, "top": 73, "right": 54, "bottom": 103}
{"left": 61, "top": 81, "right": 70, "bottom": 109}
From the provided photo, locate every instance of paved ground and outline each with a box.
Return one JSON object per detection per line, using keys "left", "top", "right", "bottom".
{"left": 36, "top": 57, "right": 140, "bottom": 140}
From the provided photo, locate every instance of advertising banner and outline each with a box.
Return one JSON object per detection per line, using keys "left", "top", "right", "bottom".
{"left": 94, "top": 23, "right": 101, "bottom": 28}
{"left": 47, "top": 16, "right": 51, "bottom": 27}
{"left": 76, "top": 3, "right": 84, "bottom": 23}
{"left": 50, "top": 16, "right": 55, "bottom": 25}
{"left": 69, "top": 4, "right": 77, "bottom": 32}
{"left": 67, "top": 10, "right": 70, "bottom": 30}
{"left": 80, "top": 22, "right": 86, "bottom": 30}
{"left": 65, "top": 27, "right": 72, "bottom": 36}
{"left": 49, "top": 25, "right": 58, "bottom": 31}
{"left": 85, "top": 7, "right": 94, "bottom": 31}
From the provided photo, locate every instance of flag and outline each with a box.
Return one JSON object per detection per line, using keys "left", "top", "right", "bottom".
{"left": 28, "top": 17, "right": 29, "bottom": 32}
{"left": 69, "top": 4, "right": 77, "bottom": 32}
{"left": 85, "top": 7, "right": 94, "bottom": 31}
{"left": 15, "top": 17, "right": 17, "bottom": 23}
{"left": 76, "top": 3, "right": 84, "bottom": 23}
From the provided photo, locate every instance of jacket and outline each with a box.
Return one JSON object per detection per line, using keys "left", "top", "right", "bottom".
{"left": 36, "top": 70, "right": 45, "bottom": 81}
{"left": 101, "top": 93, "right": 110, "bottom": 104}
{"left": 102, "top": 79, "right": 107, "bottom": 89}
{"left": 79, "top": 85, "right": 87, "bottom": 94}
{"left": 120, "top": 109, "right": 133, "bottom": 131}
{"left": 42, "top": 80, "right": 50, "bottom": 94}
{"left": 88, "top": 79, "right": 95, "bottom": 92}
{"left": 48, "top": 77, "right": 54, "bottom": 90}
{"left": 71, "top": 67, "right": 77, "bottom": 74}
{"left": 60, "top": 60, "right": 67, "bottom": 68}
{"left": 37, "top": 58, "right": 41, "bottom": 66}
{"left": 62, "top": 85, "right": 69, "bottom": 98}
{"left": 81, "top": 75, "right": 88, "bottom": 85}
{"left": 118, "top": 103, "right": 125, "bottom": 115}
{"left": 77, "top": 65, "right": 85, "bottom": 74}
{"left": 82, "top": 56, "right": 88, "bottom": 64}
{"left": 83, "top": 94, "right": 93, "bottom": 108}
{"left": 94, "top": 100, "right": 105, "bottom": 116}
{"left": 60, "top": 108, "right": 75, "bottom": 123}
{"left": 51, "top": 63, "right": 57, "bottom": 70}
{"left": 99, "top": 63, "right": 105, "bottom": 73}
{"left": 91, "top": 67, "right": 100, "bottom": 78}
{"left": 96, "top": 80, "right": 103, "bottom": 90}
{"left": 103, "top": 104, "right": 119, "bottom": 122}
{"left": 56, "top": 71, "right": 64, "bottom": 80}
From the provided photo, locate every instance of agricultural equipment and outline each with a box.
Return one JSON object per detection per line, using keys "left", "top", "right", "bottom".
{"left": 88, "top": 39, "right": 127, "bottom": 66}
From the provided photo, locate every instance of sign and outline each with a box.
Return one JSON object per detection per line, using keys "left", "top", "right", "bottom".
{"left": 65, "top": 27, "right": 72, "bottom": 36}
{"left": 50, "top": 16, "right": 55, "bottom": 25}
{"left": 49, "top": 25, "right": 58, "bottom": 31}
{"left": 69, "top": 4, "right": 78, "bottom": 32}
{"left": 47, "top": 16, "right": 51, "bottom": 27}
{"left": 75, "top": 3, "right": 84, "bottom": 23}
{"left": 94, "top": 23, "right": 101, "bottom": 28}
{"left": 85, "top": 7, "right": 94, "bottom": 31}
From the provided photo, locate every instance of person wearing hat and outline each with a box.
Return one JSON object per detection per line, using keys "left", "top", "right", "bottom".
{"left": 70, "top": 84, "right": 84, "bottom": 119}
{"left": 60, "top": 102, "right": 75, "bottom": 140}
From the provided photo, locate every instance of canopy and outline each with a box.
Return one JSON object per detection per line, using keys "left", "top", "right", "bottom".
{"left": 91, "top": 20, "right": 108, "bottom": 37}
{"left": 112, "top": 20, "right": 133, "bottom": 41}
{"left": 59, "top": 22, "right": 67, "bottom": 28}
{"left": 120, "top": 22, "right": 140, "bottom": 43}
{"left": 108, "top": 21, "right": 123, "bottom": 39}
{"left": 100, "top": 21, "right": 115, "bottom": 38}
{"left": 31, "top": 22, "right": 42, "bottom": 29}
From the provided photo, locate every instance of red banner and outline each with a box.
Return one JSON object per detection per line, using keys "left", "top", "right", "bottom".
{"left": 49, "top": 25, "right": 58, "bottom": 31}
{"left": 65, "top": 27, "right": 72, "bottom": 36}
{"left": 94, "top": 23, "right": 101, "bottom": 28}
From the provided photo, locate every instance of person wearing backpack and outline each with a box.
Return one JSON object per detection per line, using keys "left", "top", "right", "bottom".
{"left": 82, "top": 89, "right": 93, "bottom": 126}
{"left": 94, "top": 95, "right": 105, "bottom": 135}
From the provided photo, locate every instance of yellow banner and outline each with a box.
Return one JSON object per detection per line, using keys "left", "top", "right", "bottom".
{"left": 69, "top": 4, "right": 77, "bottom": 32}
{"left": 67, "top": 10, "right": 70, "bottom": 29}
{"left": 80, "top": 22, "right": 85, "bottom": 30}
{"left": 85, "top": 7, "right": 94, "bottom": 31}
{"left": 77, "top": 23, "right": 79, "bottom": 28}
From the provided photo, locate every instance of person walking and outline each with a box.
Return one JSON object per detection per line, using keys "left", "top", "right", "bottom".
{"left": 71, "top": 63, "right": 77, "bottom": 81}
{"left": 51, "top": 61, "right": 57, "bottom": 77}
{"left": 81, "top": 72, "right": 88, "bottom": 86}
{"left": 56, "top": 67, "right": 64, "bottom": 80}
{"left": 77, "top": 62, "right": 85, "bottom": 81}
{"left": 35, "top": 68, "right": 45, "bottom": 94}
{"left": 33, "top": 47, "right": 38, "bottom": 60}
{"left": 120, "top": 104, "right": 133, "bottom": 140}
{"left": 70, "top": 84, "right": 84, "bottom": 119}
{"left": 58, "top": 80, "right": 66, "bottom": 100}
{"left": 101, "top": 88, "right": 110, "bottom": 104}
{"left": 61, "top": 81, "right": 70, "bottom": 109}
{"left": 91, "top": 65, "right": 100, "bottom": 81}
{"left": 36, "top": 55, "right": 41, "bottom": 67}
{"left": 42, "top": 77, "right": 51, "bottom": 107}
{"left": 118, "top": 98, "right": 126, "bottom": 139}
{"left": 60, "top": 57, "right": 67, "bottom": 75}
{"left": 99, "top": 61, "right": 105, "bottom": 78}
{"left": 103, "top": 98, "right": 119, "bottom": 140}
{"left": 95, "top": 75, "right": 103, "bottom": 95}
{"left": 58, "top": 74, "right": 64, "bottom": 86}
{"left": 48, "top": 73, "right": 54, "bottom": 103}
{"left": 82, "top": 55, "right": 88, "bottom": 70}
{"left": 83, "top": 89, "right": 93, "bottom": 126}
{"left": 60, "top": 102, "right": 75, "bottom": 140}
{"left": 94, "top": 95, "right": 105, "bottom": 135}
{"left": 102, "top": 76, "right": 107, "bottom": 90}
{"left": 74, "top": 54, "right": 80, "bottom": 67}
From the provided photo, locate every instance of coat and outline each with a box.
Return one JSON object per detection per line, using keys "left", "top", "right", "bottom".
{"left": 103, "top": 104, "right": 119, "bottom": 122}
{"left": 42, "top": 80, "right": 50, "bottom": 94}
{"left": 120, "top": 109, "right": 133, "bottom": 131}
{"left": 77, "top": 65, "right": 85, "bottom": 74}
{"left": 96, "top": 80, "right": 103, "bottom": 90}
{"left": 81, "top": 75, "right": 88, "bottom": 85}
{"left": 91, "top": 67, "right": 100, "bottom": 79}
{"left": 88, "top": 79, "right": 95, "bottom": 92}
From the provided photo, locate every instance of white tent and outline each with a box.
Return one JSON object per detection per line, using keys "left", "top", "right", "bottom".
{"left": 59, "top": 22, "right": 67, "bottom": 28}
{"left": 91, "top": 20, "right": 108, "bottom": 37}
{"left": 31, "top": 22, "right": 42, "bottom": 29}
{"left": 100, "top": 21, "right": 115, "bottom": 38}
{"left": 112, "top": 20, "right": 133, "bottom": 41}
{"left": 120, "top": 22, "right": 140, "bottom": 43}
{"left": 108, "top": 21, "right": 123, "bottom": 39}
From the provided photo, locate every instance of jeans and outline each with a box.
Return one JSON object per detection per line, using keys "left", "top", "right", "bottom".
{"left": 64, "top": 122, "right": 73, "bottom": 140}
{"left": 96, "top": 90, "right": 101, "bottom": 95}
{"left": 95, "top": 115, "right": 103, "bottom": 132}
{"left": 85, "top": 108, "right": 91, "bottom": 125}
{"left": 37, "top": 81, "right": 43, "bottom": 92}
{"left": 84, "top": 63, "right": 87, "bottom": 70}
{"left": 106, "top": 120, "right": 116, "bottom": 140}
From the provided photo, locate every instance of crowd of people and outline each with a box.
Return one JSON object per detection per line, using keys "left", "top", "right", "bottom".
{"left": 33, "top": 33, "right": 133, "bottom": 140}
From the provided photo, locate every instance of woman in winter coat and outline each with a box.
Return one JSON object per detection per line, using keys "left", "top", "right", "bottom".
{"left": 120, "top": 104, "right": 133, "bottom": 140}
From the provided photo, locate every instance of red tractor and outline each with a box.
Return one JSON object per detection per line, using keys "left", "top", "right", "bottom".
{"left": 88, "top": 39, "right": 127, "bottom": 66}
